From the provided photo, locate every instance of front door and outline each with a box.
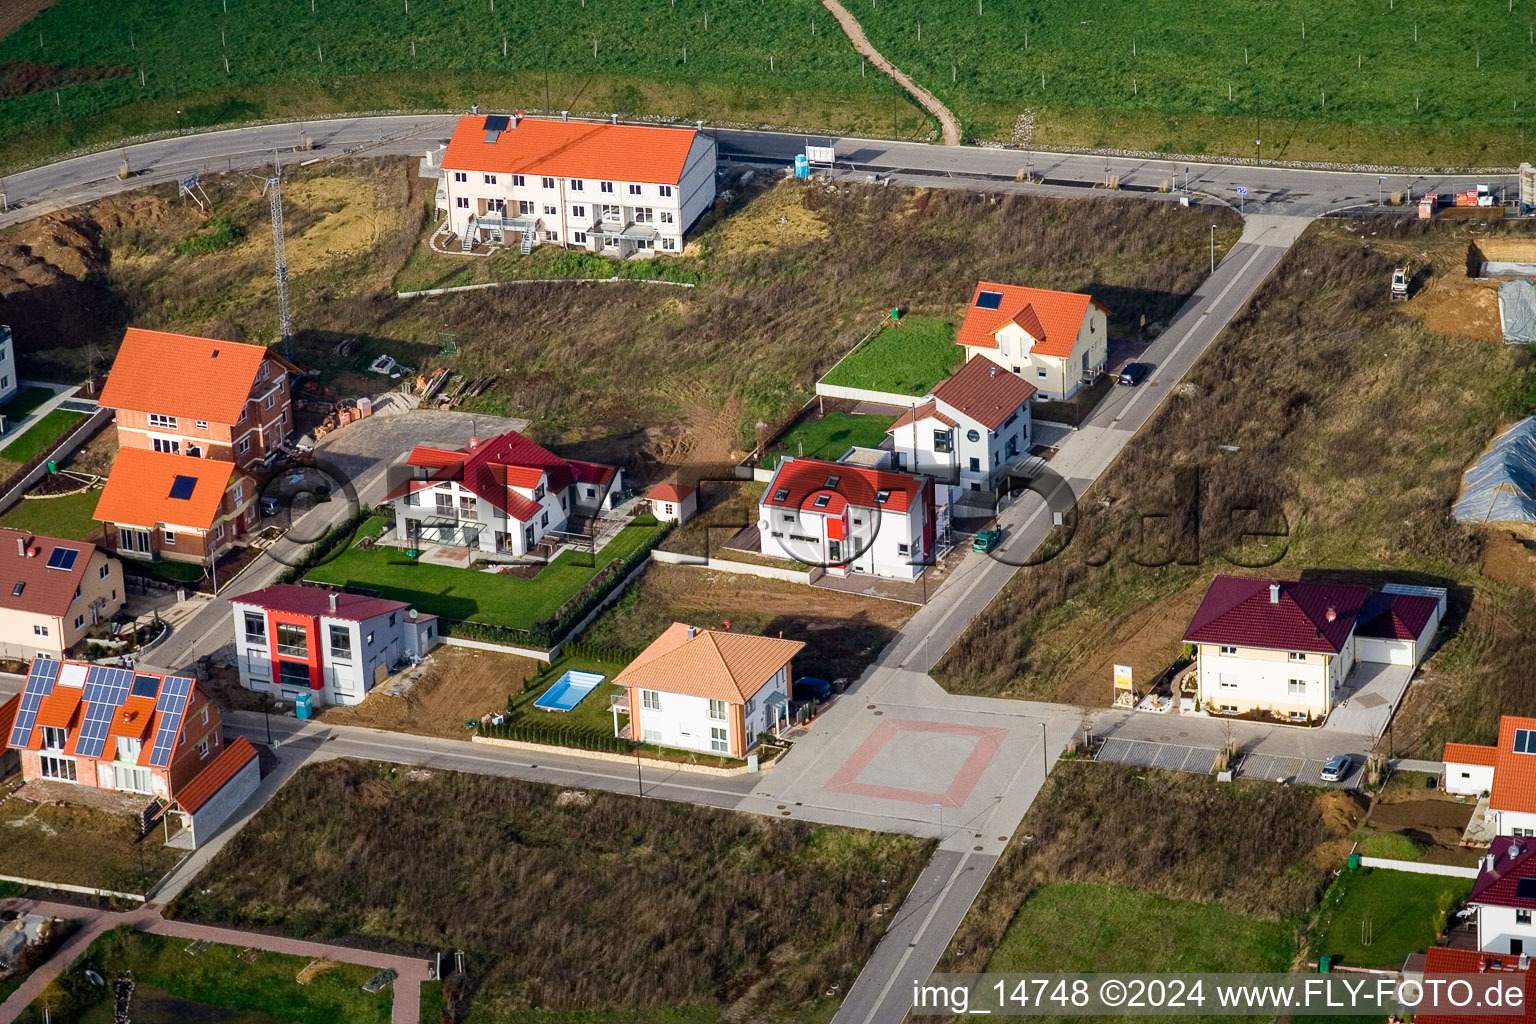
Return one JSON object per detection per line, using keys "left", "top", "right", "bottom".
{"left": 524, "top": 524, "right": 536, "bottom": 551}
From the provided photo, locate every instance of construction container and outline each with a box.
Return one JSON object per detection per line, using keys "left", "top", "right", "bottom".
{"left": 357, "top": 396, "right": 372, "bottom": 418}
{"left": 338, "top": 409, "right": 353, "bottom": 426}
{"left": 1419, "top": 194, "right": 1438, "bottom": 219}
{"left": 1522, "top": 162, "right": 1536, "bottom": 211}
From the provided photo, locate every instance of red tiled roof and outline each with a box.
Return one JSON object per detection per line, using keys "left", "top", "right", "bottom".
{"left": 34, "top": 685, "right": 83, "bottom": 730}
{"left": 1445, "top": 742, "right": 1499, "bottom": 767}
{"left": 570, "top": 461, "right": 617, "bottom": 487}
{"left": 0, "top": 529, "right": 96, "bottom": 618}
{"left": 889, "top": 400, "right": 957, "bottom": 432}
{"left": 956, "top": 282, "right": 1104, "bottom": 359}
{"left": 98, "top": 328, "right": 291, "bottom": 425}
{"left": 1183, "top": 576, "right": 1370, "bottom": 655}
{"left": 930, "top": 356, "right": 1037, "bottom": 431}
{"left": 1471, "top": 836, "right": 1536, "bottom": 909}
{"left": 1417, "top": 946, "right": 1534, "bottom": 1024}
{"left": 407, "top": 446, "right": 464, "bottom": 471}
{"left": 94, "top": 449, "right": 241, "bottom": 531}
{"left": 1491, "top": 717, "right": 1536, "bottom": 815}
{"left": 175, "top": 736, "right": 258, "bottom": 813}
{"left": 389, "top": 430, "right": 616, "bottom": 523}
{"left": 231, "top": 584, "right": 427, "bottom": 623}
{"left": 647, "top": 482, "right": 695, "bottom": 502}
{"left": 0, "top": 694, "right": 16, "bottom": 748}
{"left": 107, "top": 696, "right": 157, "bottom": 743}
{"left": 1357, "top": 591, "right": 1439, "bottom": 640}
{"left": 615, "top": 622, "right": 804, "bottom": 703}
{"left": 761, "top": 457, "right": 923, "bottom": 515}
{"left": 442, "top": 115, "right": 697, "bottom": 185}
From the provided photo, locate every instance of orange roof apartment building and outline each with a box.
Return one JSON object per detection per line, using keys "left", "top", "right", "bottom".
{"left": 94, "top": 329, "right": 294, "bottom": 567}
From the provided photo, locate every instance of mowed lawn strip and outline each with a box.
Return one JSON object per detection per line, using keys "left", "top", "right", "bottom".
{"left": 303, "top": 516, "right": 660, "bottom": 630}
{"left": 173, "top": 760, "right": 932, "bottom": 1019}
{"left": 819, "top": 316, "right": 961, "bottom": 397}
{"left": 0, "top": 408, "right": 85, "bottom": 464}
{"left": 18, "top": 927, "right": 391, "bottom": 1024}
{"left": 1312, "top": 868, "right": 1470, "bottom": 968}
{"left": 0, "top": 488, "right": 103, "bottom": 541}
{"left": 764, "top": 412, "right": 897, "bottom": 468}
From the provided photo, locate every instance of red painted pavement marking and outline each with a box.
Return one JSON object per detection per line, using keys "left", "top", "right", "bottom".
{"left": 823, "top": 719, "right": 1007, "bottom": 808}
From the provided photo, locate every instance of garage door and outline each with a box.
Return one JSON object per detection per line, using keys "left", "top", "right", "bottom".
{"left": 1357, "top": 636, "right": 1415, "bottom": 665}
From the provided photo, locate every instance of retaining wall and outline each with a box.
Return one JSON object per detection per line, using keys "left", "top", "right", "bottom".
{"left": 0, "top": 406, "right": 113, "bottom": 518}
{"left": 471, "top": 733, "right": 769, "bottom": 776}
{"left": 651, "top": 548, "right": 817, "bottom": 584}
{"left": 444, "top": 635, "right": 555, "bottom": 663}
{"left": 812, "top": 382, "right": 927, "bottom": 407}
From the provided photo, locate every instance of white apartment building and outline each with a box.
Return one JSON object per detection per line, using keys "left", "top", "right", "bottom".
{"left": 438, "top": 112, "right": 717, "bottom": 258}
{"left": 0, "top": 326, "right": 19, "bottom": 410}
{"left": 886, "top": 355, "right": 1036, "bottom": 498}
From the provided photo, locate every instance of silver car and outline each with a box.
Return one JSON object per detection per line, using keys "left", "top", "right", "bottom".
{"left": 1319, "top": 755, "right": 1351, "bottom": 782}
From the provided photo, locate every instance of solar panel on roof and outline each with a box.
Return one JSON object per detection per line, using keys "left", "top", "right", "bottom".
{"left": 7, "top": 659, "right": 59, "bottom": 748}
{"left": 168, "top": 475, "right": 198, "bottom": 500}
{"left": 44, "top": 547, "right": 78, "bottom": 571}
{"left": 73, "top": 699, "right": 117, "bottom": 758}
{"left": 149, "top": 675, "right": 194, "bottom": 767}
{"left": 483, "top": 114, "right": 510, "bottom": 132}
{"left": 83, "top": 666, "right": 132, "bottom": 706}
{"left": 131, "top": 674, "right": 161, "bottom": 699}
{"left": 1518, "top": 878, "right": 1536, "bottom": 900}
{"left": 975, "top": 290, "right": 1004, "bottom": 310}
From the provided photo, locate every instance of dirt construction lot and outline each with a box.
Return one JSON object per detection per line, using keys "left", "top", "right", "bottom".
{"left": 318, "top": 646, "right": 539, "bottom": 739}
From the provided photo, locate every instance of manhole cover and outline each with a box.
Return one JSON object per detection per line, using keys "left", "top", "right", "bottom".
{"left": 777, "top": 804, "right": 786, "bottom": 810}
{"left": 781, "top": 811, "right": 791, "bottom": 816}
{"left": 867, "top": 704, "right": 876, "bottom": 709}
{"left": 974, "top": 845, "right": 983, "bottom": 851}
{"left": 874, "top": 711, "right": 884, "bottom": 716}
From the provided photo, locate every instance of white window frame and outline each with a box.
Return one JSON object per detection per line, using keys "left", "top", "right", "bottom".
{"left": 148, "top": 413, "right": 177, "bottom": 429}
{"left": 453, "top": 171, "right": 468, "bottom": 183}
{"left": 484, "top": 173, "right": 498, "bottom": 185}
{"left": 541, "top": 176, "right": 555, "bottom": 189}
{"left": 1286, "top": 678, "right": 1307, "bottom": 696}
{"left": 163, "top": 530, "right": 176, "bottom": 546}
{"left": 600, "top": 181, "right": 615, "bottom": 193}
{"left": 1219, "top": 645, "right": 1238, "bottom": 656}
{"left": 511, "top": 174, "right": 524, "bottom": 187}
{"left": 1288, "top": 651, "right": 1307, "bottom": 662}
{"left": 659, "top": 184, "right": 673, "bottom": 197}
{"left": 707, "top": 699, "right": 727, "bottom": 721}
{"left": 641, "top": 689, "right": 660, "bottom": 711}
{"left": 709, "top": 727, "right": 729, "bottom": 753}
{"left": 40, "top": 754, "right": 77, "bottom": 781}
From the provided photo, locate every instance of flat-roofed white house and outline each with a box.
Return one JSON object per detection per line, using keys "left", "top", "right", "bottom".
{"left": 955, "top": 282, "right": 1109, "bottom": 401}
{"left": 886, "top": 355, "right": 1036, "bottom": 498}
{"left": 1183, "top": 576, "right": 1443, "bottom": 721}
{"left": 757, "top": 457, "right": 934, "bottom": 580}
{"left": 382, "top": 429, "right": 622, "bottom": 559}
{"left": 438, "top": 112, "right": 717, "bottom": 257}
{"left": 612, "top": 622, "right": 803, "bottom": 758}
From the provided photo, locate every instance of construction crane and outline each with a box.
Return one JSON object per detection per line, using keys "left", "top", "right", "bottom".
{"left": 260, "top": 155, "right": 294, "bottom": 358}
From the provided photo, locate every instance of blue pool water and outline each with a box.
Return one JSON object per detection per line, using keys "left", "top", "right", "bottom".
{"left": 534, "top": 670, "right": 606, "bottom": 712}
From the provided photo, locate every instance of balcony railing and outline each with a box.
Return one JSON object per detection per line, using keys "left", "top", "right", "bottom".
{"left": 609, "top": 692, "right": 630, "bottom": 713}
{"left": 276, "top": 643, "right": 308, "bottom": 659}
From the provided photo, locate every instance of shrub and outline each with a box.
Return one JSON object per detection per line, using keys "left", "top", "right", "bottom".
{"left": 174, "top": 216, "right": 242, "bottom": 255}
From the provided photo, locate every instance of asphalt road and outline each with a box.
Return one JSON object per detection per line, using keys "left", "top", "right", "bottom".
{"left": 0, "top": 112, "right": 1515, "bottom": 230}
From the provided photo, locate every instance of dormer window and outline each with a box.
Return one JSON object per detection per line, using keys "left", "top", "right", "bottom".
{"left": 824, "top": 475, "right": 839, "bottom": 488}
{"left": 1516, "top": 728, "right": 1536, "bottom": 754}
{"left": 875, "top": 489, "right": 890, "bottom": 504}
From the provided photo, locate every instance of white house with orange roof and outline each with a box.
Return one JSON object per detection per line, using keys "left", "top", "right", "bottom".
{"left": 886, "top": 355, "right": 1037, "bottom": 496}
{"left": 1444, "top": 716, "right": 1536, "bottom": 838}
{"left": 613, "top": 623, "right": 803, "bottom": 758}
{"left": 956, "top": 282, "right": 1109, "bottom": 401}
{"left": 438, "top": 112, "right": 716, "bottom": 257}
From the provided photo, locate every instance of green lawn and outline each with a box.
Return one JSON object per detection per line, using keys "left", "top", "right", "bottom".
{"left": 0, "top": 409, "right": 86, "bottom": 466}
{"left": 515, "top": 653, "right": 630, "bottom": 738}
{"left": 1, "top": 387, "right": 56, "bottom": 421}
{"left": 19, "top": 927, "right": 391, "bottom": 1024}
{"left": 819, "top": 316, "right": 961, "bottom": 398}
{"left": 304, "top": 516, "right": 661, "bottom": 632}
{"left": 1312, "top": 868, "right": 1470, "bottom": 968}
{"left": 763, "top": 412, "right": 898, "bottom": 468}
{"left": 986, "top": 882, "right": 1294, "bottom": 975}
{"left": 0, "top": 487, "right": 103, "bottom": 541}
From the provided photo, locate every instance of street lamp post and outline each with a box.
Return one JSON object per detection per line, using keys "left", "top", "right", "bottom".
{"left": 176, "top": 109, "right": 184, "bottom": 133}
{"left": 932, "top": 801, "right": 943, "bottom": 840}
{"left": 1210, "top": 225, "right": 1215, "bottom": 272}
{"left": 1377, "top": 175, "right": 1385, "bottom": 206}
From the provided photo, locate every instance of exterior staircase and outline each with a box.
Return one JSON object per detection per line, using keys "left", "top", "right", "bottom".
{"left": 520, "top": 226, "right": 537, "bottom": 255}
{"left": 461, "top": 215, "right": 477, "bottom": 252}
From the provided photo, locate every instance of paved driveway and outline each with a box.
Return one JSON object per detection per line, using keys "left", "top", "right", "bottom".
{"left": 1323, "top": 662, "right": 1415, "bottom": 737}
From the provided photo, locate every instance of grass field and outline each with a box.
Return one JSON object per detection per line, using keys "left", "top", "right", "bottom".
{"left": 0, "top": 488, "right": 102, "bottom": 541}
{"left": 763, "top": 412, "right": 898, "bottom": 467}
{"left": 932, "top": 217, "right": 1536, "bottom": 747}
{"left": 0, "top": 408, "right": 84, "bottom": 465}
{"left": 303, "top": 515, "right": 660, "bottom": 632}
{"left": 0, "top": 386, "right": 55, "bottom": 421}
{"left": 1311, "top": 868, "right": 1469, "bottom": 968}
{"left": 819, "top": 315, "right": 962, "bottom": 397}
{"left": 19, "top": 927, "right": 391, "bottom": 1024}
{"left": 173, "top": 759, "right": 931, "bottom": 1022}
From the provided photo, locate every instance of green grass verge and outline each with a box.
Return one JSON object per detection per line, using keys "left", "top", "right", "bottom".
{"left": 0, "top": 409, "right": 85, "bottom": 465}
{"left": 304, "top": 516, "right": 660, "bottom": 631}
{"left": 1357, "top": 831, "right": 1425, "bottom": 861}
{"left": 819, "top": 316, "right": 961, "bottom": 398}
{"left": 18, "top": 927, "right": 392, "bottom": 1024}
{"left": 763, "top": 412, "right": 898, "bottom": 468}
{"left": 0, "top": 387, "right": 56, "bottom": 421}
{"left": 0, "top": 488, "right": 102, "bottom": 541}
{"left": 1312, "top": 868, "right": 1470, "bottom": 968}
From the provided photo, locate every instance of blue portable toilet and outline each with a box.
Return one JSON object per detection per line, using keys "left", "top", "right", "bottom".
{"left": 794, "top": 153, "right": 809, "bottom": 179}
{"left": 294, "top": 692, "right": 313, "bottom": 719}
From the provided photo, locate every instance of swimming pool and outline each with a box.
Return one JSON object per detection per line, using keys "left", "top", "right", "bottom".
{"left": 533, "top": 670, "right": 606, "bottom": 712}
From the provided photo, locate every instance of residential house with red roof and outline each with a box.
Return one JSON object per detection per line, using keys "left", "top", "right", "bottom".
{"left": 1183, "top": 576, "right": 1444, "bottom": 721}
{"left": 227, "top": 584, "right": 440, "bottom": 707}
{"left": 383, "top": 429, "right": 622, "bottom": 559}
{"left": 613, "top": 623, "right": 803, "bottom": 758}
{"left": 94, "top": 329, "right": 291, "bottom": 568}
{"left": 438, "top": 113, "right": 716, "bottom": 257}
{"left": 0, "top": 528, "right": 123, "bottom": 662}
{"left": 1442, "top": 717, "right": 1536, "bottom": 839}
{"left": 758, "top": 456, "right": 934, "bottom": 580}
{"left": 886, "top": 354, "right": 1037, "bottom": 498}
{"left": 1469, "top": 837, "right": 1536, "bottom": 955}
{"left": 1411, "top": 946, "right": 1534, "bottom": 1024}
{"left": 4, "top": 659, "right": 254, "bottom": 820}
{"left": 956, "top": 282, "right": 1109, "bottom": 401}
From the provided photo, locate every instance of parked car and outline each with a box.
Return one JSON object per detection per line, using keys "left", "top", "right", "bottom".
{"left": 793, "top": 677, "right": 831, "bottom": 702}
{"left": 972, "top": 528, "right": 1003, "bottom": 553}
{"left": 1319, "top": 754, "right": 1352, "bottom": 782}
{"left": 1118, "top": 362, "right": 1150, "bottom": 386}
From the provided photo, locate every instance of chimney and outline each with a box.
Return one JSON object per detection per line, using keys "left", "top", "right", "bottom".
{"left": 989, "top": 365, "right": 998, "bottom": 377}
{"left": 686, "top": 624, "right": 697, "bottom": 640}
{"left": 15, "top": 536, "right": 24, "bottom": 557}
{"left": 561, "top": 110, "right": 569, "bottom": 121}
{"left": 514, "top": 109, "right": 524, "bottom": 126}
{"left": 1269, "top": 582, "right": 1280, "bottom": 604}
{"left": 468, "top": 436, "right": 479, "bottom": 450}
{"left": 1486, "top": 852, "right": 1497, "bottom": 871}
{"left": 610, "top": 113, "right": 619, "bottom": 124}
{"left": 1325, "top": 607, "right": 1337, "bottom": 623}
{"left": 328, "top": 591, "right": 338, "bottom": 612}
